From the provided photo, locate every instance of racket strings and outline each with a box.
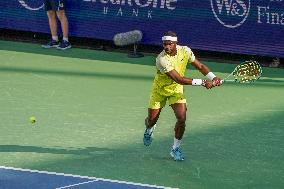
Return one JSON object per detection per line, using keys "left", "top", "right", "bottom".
{"left": 233, "top": 61, "right": 262, "bottom": 83}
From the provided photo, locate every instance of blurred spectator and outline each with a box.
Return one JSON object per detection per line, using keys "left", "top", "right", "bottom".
{"left": 42, "top": 0, "right": 71, "bottom": 50}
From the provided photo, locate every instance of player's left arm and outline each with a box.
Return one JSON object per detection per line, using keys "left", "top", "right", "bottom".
{"left": 191, "top": 59, "right": 222, "bottom": 86}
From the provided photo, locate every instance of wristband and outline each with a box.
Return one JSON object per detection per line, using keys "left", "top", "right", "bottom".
{"left": 192, "top": 79, "right": 203, "bottom": 86}
{"left": 206, "top": 72, "right": 216, "bottom": 81}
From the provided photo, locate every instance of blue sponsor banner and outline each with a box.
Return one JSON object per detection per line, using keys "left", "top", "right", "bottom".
{"left": 0, "top": 0, "right": 283, "bottom": 57}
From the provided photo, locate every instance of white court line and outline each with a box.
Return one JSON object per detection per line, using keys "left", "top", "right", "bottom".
{"left": 0, "top": 166, "right": 178, "bottom": 189}
{"left": 55, "top": 180, "right": 98, "bottom": 189}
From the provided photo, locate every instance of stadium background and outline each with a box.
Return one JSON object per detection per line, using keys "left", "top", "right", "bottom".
{"left": 1, "top": 0, "right": 284, "bottom": 58}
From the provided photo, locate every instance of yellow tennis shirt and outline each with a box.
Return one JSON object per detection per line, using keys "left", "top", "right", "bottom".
{"left": 148, "top": 45, "right": 196, "bottom": 109}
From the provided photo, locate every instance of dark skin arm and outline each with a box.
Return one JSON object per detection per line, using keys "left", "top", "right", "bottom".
{"left": 166, "top": 70, "right": 213, "bottom": 89}
{"left": 192, "top": 59, "right": 210, "bottom": 75}
{"left": 192, "top": 59, "right": 222, "bottom": 86}
{"left": 165, "top": 59, "right": 221, "bottom": 89}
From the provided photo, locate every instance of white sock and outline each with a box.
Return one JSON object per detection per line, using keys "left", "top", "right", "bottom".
{"left": 145, "top": 124, "right": 156, "bottom": 134}
{"left": 63, "top": 37, "right": 69, "bottom": 42}
{"left": 172, "top": 138, "right": 182, "bottom": 149}
{"left": 52, "top": 36, "right": 58, "bottom": 41}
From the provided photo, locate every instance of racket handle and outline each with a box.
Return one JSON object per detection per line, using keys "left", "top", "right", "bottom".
{"left": 213, "top": 80, "right": 224, "bottom": 86}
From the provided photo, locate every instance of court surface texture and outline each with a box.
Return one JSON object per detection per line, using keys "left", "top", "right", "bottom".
{"left": 0, "top": 40, "right": 283, "bottom": 189}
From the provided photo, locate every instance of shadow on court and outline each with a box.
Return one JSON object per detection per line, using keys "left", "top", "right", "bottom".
{"left": 0, "top": 66, "right": 154, "bottom": 81}
{"left": 0, "top": 66, "right": 283, "bottom": 87}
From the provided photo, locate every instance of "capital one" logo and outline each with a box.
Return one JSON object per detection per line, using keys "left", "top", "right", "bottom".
{"left": 210, "top": 0, "right": 250, "bottom": 28}
{"left": 18, "top": 0, "right": 44, "bottom": 11}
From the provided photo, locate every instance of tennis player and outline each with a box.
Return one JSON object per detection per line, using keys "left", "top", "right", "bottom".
{"left": 143, "top": 31, "right": 222, "bottom": 161}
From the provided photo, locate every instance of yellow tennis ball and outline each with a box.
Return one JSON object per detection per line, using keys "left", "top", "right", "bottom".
{"left": 30, "top": 116, "right": 36, "bottom": 124}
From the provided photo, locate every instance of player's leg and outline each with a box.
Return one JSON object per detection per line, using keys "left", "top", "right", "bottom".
{"left": 171, "top": 103, "right": 187, "bottom": 140}
{"left": 170, "top": 103, "right": 186, "bottom": 161}
{"left": 169, "top": 93, "right": 187, "bottom": 161}
{"left": 145, "top": 108, "right": 161, "bottom": 129}
{"left": 143, "top": 108, "right": 161, "bottom": 146}
{"left": 143, "top": 91, "right": 166, "bottom": 146}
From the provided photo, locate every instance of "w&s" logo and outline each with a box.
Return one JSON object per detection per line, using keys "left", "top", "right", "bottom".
{"left": 210, "top": 0, "right": 251, "bottom": 28}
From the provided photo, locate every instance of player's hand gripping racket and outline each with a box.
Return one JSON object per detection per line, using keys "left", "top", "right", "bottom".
{"left": 219, "top": 60, "right": 262, "bottom": 84}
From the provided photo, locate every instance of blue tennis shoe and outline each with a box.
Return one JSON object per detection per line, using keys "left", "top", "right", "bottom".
{"left": 143, "top": 124, "right": 156, "bottom": 146}
{"left": 170, "top": 147, "right": 184, "bottom": 161}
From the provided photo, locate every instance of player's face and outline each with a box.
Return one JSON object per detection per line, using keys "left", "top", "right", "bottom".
{"left": 163, "top": 41, "right": 177, "bottom": 55}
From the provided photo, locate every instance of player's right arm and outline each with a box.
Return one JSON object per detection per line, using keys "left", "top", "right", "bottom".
{"left": 156, "top": 56, "right": 213, "bottom": 89}
{"left": 166, "top": 70, "right": 213, "bottom": 89}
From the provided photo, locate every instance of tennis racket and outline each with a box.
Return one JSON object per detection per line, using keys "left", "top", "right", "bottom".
{"left": 220, "top": 60, "right": 262, "bottom": 84}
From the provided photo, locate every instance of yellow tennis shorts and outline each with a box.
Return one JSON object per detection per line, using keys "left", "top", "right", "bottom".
{"left": 148, "top": 91, "right": 186, "bottom": 109}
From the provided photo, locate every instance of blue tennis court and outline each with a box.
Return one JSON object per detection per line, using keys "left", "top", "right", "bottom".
{"left": 0, "top": 166, "right": 177, "bottom": 189}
